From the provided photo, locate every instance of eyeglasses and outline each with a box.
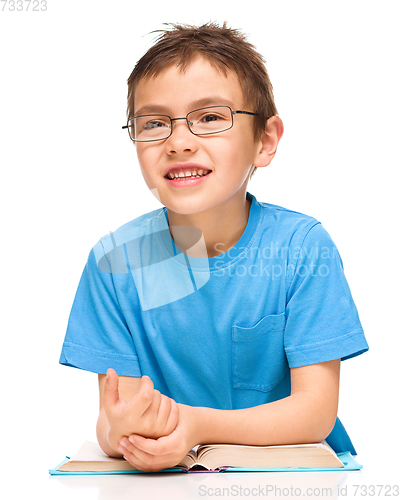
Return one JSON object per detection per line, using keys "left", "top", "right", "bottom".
{"left": 122, "top": 105, "right": 259, "bottom": 142}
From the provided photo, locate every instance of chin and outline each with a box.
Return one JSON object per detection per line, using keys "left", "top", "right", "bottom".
{"left": 167, "top": 199, "right": 215, "bottom": 216}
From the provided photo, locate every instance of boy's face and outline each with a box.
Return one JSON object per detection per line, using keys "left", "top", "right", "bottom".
{"left": 134, "top": 57, "right": 265, "bottom": 216}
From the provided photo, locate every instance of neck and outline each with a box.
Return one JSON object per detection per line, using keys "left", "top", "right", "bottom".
{"left": 166, "top": 191, "right": 251, "bottom": 259}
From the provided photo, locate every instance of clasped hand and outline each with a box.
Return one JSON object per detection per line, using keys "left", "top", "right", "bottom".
{"left": 103, "top": 368, "right": 199, "bottom": 472}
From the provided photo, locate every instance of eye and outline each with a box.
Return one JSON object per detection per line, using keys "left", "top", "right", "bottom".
{"left": 143, "top": 120, "right": 169, "bottom": 130}
{"left": 199, "top": 113, "right": 222, "bottom": 123}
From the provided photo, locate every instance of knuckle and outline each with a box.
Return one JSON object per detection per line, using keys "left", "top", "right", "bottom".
{"left": 153, "top": 389, "right": 161, "bottom": 399}
{"left": 142, "top": 375, "right": 154, "bottom": 389}
{"left": 161, "top": 394, "right": 170, "bottom": 405}
{"left": 139, "top": 389, "right": 153, "bottom": 402}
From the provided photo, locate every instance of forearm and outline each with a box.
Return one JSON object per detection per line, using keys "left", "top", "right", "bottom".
{"left": 192, "top": 391, "right": 337, "bottom": 446}
{"left": 96, "top": 408, "right": 123, "bottom": 458}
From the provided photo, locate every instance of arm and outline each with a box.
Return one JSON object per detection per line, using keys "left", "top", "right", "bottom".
{"left": 96, "top": 368, "right": 179, "bottom": 457}
{"left": 118, "top": 359, "right": 340, "bottom": 471}
{"left": 196, "top": 358, "right": 340, "bottom": 445}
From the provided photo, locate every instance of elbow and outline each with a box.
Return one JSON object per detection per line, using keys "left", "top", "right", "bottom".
{"left": 321, "top": 411, "right": 338, "bottom": 442}
{"left": 304, "top": 408, "right": 338, "bottom": 444}
{"left": 310, "top": 421, "right": 337, "bottom": 444}
{"left": 296, "top": 392, "right": 338, "bottom": 444}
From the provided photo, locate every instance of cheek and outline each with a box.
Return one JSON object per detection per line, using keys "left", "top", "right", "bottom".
{"left": 136, "top": 147, "right": 157, "bottom": 176}
{"left": 225, "top": 126, "right": 257, "bottom": 157}
{"left": 209, "top": 135, "right": 248, "bottom": 160}
{"left": 136, "top": 153, "right": 154, "bottom": 186}
{"left": 136, "top": 146, "right": 148, "bottom": 168}
{"left": 221, "top": 137, "right": 257, "bottom": 170}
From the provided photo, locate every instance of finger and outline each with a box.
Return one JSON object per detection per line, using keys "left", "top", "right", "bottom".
{"left": 121, "top": 437, "right": 169, "bottom": 467}
{"left": 119, "top": 443, "right": 164, "bottom": 472}
{"left": 164, "top": 398, "right": 179, "bottom": 435}
{"left": 124, "top": 437, "right": 179, "bottom": 469}
{"left": 102, "top": 368, "right": 119, "bottom": 410}
{"left": 117, "top": 439, "right": 146, "bottom": 471}
{"left": 128, "top": 375, "right": 154, "bottom": 415}
{"left": 128, "top": 432, "right": 178, "bottom": 457}
{"left": 154, "top": 394, "right": 172, "bottom": 429}
{"left": 143, "top": 389, "right": 161, "bottom": 418}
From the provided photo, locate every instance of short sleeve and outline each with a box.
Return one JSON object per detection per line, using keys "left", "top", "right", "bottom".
{"left": 284, "top": 223, "right": 369, "bottom": 368}
{"left": 59, "top": 245, "right": 141, "bottom": 376}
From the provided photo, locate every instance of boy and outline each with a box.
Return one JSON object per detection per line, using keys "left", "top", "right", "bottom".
{"left": 60, "top": 22, "right": 369, "bottom": 472}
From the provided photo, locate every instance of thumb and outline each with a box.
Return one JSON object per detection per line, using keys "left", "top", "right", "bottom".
{"left": 103, "top": 368, "right": 119, "bottom": 410}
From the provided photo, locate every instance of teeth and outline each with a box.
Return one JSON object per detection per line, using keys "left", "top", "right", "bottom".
{"left": 167, "top": 169, "right": 209, "bottom": 179}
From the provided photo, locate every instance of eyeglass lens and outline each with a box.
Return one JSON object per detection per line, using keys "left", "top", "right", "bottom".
{"left": 128, "top": 106, "right": 233, "bottom": 141}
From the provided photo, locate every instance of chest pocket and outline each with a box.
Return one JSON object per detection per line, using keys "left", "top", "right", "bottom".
{"left": 232, "top": 312, "right": 287, "bottom": 392}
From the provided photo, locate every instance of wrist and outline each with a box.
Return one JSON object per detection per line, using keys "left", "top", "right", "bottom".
{"left": 188, "top": 406, "right": 239, "bottom": 444}
{"left": 180, "top": 404, "right": 214, "bottom": 446}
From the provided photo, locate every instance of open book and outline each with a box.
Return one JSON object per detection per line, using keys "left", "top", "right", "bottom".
{"left": 49, "top": 440, "right": 362, "bottom": 474}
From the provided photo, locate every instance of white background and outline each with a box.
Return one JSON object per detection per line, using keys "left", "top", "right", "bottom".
{"left": 1, "top": 0, "right": 400, "bottom": 498}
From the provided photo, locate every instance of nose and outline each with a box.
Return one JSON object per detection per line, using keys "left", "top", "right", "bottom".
{"left": 165, "top": 118, "right": 198, "bottom": 155}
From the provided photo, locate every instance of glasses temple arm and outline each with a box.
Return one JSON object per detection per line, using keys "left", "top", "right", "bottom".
{"left": 232, "top": 111, "right": 259, "bottom": 116}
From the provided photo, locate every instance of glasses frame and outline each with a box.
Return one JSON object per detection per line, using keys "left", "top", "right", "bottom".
{"left": 122, "top": 105, "right": 259, "bottom": 143}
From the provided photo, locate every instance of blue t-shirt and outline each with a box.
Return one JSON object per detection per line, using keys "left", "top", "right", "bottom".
{"left": 60, "top": 192, "right": 369, "bottom": 454}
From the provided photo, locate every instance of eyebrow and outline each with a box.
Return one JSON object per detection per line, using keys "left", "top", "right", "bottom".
{"left": 135, "top": 96, "right": 236, "bottom": 116}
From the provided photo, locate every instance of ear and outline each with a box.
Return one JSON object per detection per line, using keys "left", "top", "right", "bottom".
{"left": 253, "top": 116, "right": 284, "bottom": 168}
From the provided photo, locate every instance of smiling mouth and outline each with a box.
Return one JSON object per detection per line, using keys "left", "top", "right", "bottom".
{"left": 165, "top": 169, "right": 212, "bottom": 180}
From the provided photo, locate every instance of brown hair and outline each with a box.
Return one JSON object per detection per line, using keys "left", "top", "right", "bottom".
{"left": 127, "top": 22, "right": 278, "bottom": 180}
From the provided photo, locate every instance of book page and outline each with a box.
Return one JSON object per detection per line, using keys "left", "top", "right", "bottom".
{"left": 65, "top": 441, "right": 195, "bottom": 471}
{"left": 195, "top": 441, "right": 343, "bottom": 470}
{"left": 69, "top": 441, "right": 123, "bottom": 462}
